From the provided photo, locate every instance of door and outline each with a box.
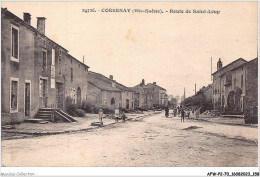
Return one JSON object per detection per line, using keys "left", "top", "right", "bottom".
{"left": 39, "top": 79, "right": 47, "bottom": 107}
{"left": 77, "top": 87, "right": 81, "bottom": 107}
{"left": 126, "top": 99, "right": 129, "bottom": 109}
{"left": 56, "top": 82, "right": 64, "bottom": 109}
{"left": 25, "top": 82, "right": 30, "bottom": 116}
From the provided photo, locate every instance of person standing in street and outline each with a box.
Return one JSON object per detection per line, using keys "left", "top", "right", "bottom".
{"left": 115, "top": 108, "right": 120, "bottom": 122}
{"left": 98, "top": 108, "right": 103, "bottom": 125}
{"left": 165, "top": 106, "right": 169, "bottom": 118}
{"left": 181, "top": 108, "right": 185, "bottom": 122}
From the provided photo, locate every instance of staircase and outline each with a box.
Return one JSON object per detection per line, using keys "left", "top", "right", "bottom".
{"left": 25, "top": 108, "right": 77, "bottom": 123}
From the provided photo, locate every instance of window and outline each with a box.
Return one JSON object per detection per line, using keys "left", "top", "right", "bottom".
{"left": 59, "top": 49, "right": 62, "bottom": 56}
{"left": 111, "top": 98, "right": 115, "bottom": 105}
{"left": 51, "top": 49, "right": 55, "bottom": 65}
{"left": 10, "top": 78, "right": 19, "bottom": 112}
{"left": 234, "top": 77, "right": 236, "bottom": 88}
{"left": 11, "top": 25, "right": 19, "bottom": 61}
{"left": 241, "top": 75, "right": 243, "bottom": 88}
{"left": 70, "top": 68, "right": 73, "bottom": 82}
{"left": 58, "top": 58, "right": 61, "bottom": 74}
{"left": 42, "top": 50, "right": 47, "bottom": 72}
{"left": 43, "top": 40, "right": 46, "bottom": 47}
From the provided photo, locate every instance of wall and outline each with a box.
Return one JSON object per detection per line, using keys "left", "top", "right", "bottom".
{"left": 101, "top": 91, "right": 121, "bottom": 109}
{"left": 121, "top": 91, "right": 135, "bottom": 109}
{"left": 244, "top": 59, "right": 258, "bottom": 124}
{"left": 87, "top": 83, "right": 102, "bottom": 105}
{"left": 1, "top": 14, "right": 36, "bottom": 124}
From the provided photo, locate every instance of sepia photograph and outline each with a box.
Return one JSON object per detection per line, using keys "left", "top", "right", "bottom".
{"left": 1, "top": 1, "right": 258, "bottom": 176}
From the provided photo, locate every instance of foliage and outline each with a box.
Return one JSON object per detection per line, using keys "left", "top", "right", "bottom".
{"left": 75, "top": 109, "right": 86, "bottom": 117}
{"left": 182, "top": 91, "right": 213, "bottom": 113}
{"left": 65, "top": 96, "right": 77, "bottom": 116}
{"left": 135, "top": 107, "right": 148, "bottom": 111}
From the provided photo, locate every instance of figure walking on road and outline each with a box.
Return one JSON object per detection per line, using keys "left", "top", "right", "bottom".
{"left": 98, "top": 108, "right": 103, "bottom": 125}
{"left": 181, "top": 108, "right": 185, "bottom": 122}
{"left": 165, "top": 106, "right": 169, "bottom": 118}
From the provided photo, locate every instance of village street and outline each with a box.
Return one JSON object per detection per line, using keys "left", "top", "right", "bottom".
{"left": 1, "top": 113, "right": 258, "bottom": 167}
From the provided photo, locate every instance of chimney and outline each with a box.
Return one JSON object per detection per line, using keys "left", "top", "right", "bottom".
{"left": 109, "top": 75, "right": 113, "bottom": 80}
{"left": 23, "top": 13, "right": 31, "bottom": 25}
{"left": 37, "top": 17, "right": 46, "bottom": 35}
{"left": 141, "top": 79, "right": 145, "bottom": 86}
{"left": 217, "top": 58, "right": 223, "bottom": 70}
{"left": 153, "top": 82, "right": 156, "bottom": 85}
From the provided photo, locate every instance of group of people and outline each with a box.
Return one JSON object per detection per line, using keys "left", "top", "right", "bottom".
{"left": 165, "top": 106, "right": 200, "bottom": 122}
{"left": 98, "top": 108, "right": 126, "bottom": 124}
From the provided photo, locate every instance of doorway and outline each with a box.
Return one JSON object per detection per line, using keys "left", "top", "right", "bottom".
{"left": 56, "top": 82, "right": 64, "bottom": 109}
{"left": 39, "top": 78, "right": 47, "bottom": 107}
{"left": 25, "top": 82, "right": 30, "bottom": 116}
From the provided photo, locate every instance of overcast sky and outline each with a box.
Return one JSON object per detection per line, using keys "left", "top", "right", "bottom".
{"left": 2, "top": 2, "right": 257, "bottom": 98}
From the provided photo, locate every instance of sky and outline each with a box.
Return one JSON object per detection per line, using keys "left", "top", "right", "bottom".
{"left": 2, "top": 1, "right": 258, "bottom": 98}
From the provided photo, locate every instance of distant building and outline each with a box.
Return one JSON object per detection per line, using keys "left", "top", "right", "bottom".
{"left": 87, "top": 72, "right": 135, "bottom": 109}
{"left": 133, "top": 80, "right": 168, "bottom": 109}
{"left": 87, "top": 72, "right": 121, "bottom": 109}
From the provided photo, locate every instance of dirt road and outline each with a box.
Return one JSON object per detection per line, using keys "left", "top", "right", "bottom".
{"left": 1, "top": 113, "right": 257, "bottom": 167}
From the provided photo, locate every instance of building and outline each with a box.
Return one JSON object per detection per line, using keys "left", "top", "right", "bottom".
{"left": 212, "top": 58, "right": 247, "bottom": 113}
{"left": 87, "top": 71, "right": 121, "bottom": 109}
{"left": 1, "top": 8, "right": 89, "bottom": 125}
{"left": 133, "top": 80, "right": 168, "bottom": 109}
{"left": 212, "top": 57, "right": 258, "bottom": 118}
{"left": 87, "top": 72, "right": 135, "bottom": 109}
{"left": 244, "top": 58, "right": 258, "bottom": 123}
{"left": 146, "top": 82, "right": 168, "bottom": 107}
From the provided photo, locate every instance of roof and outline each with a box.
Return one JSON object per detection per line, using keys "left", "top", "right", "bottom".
{"left": 2, "top": 8, "right": 68, "bottom": 52}
{"left": 88, "top": 72, "right": 121, "bottom": 92}
{"left": 88, "top": 71, "right": 135, "bottom": 92}
{"left": 212, "top": 58, "right": 247, "bottom": 76}
{"left": 145, "top": 83, "right": 166, "bottom": 91}
{"left": 2, "top": 8, "right": 90, "bottom": 68}
{"left": 68, "top": 54, "right": 89, "bottom": 69}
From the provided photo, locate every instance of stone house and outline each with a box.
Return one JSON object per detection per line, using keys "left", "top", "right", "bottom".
{"left": 133, "top": 80, "right": 167, "bottom": 109}
{"left": 146, "top": 82, "right": 168, "bottom": 107}
{"left": 212, "top": 58, "right": 247, "bottom": 113}
{"left": 1, "top": 8, "right": 89, "bottom": 124}
{"left": 87, "top": 72, "right": 135, "bottom": 110}
{"left": 87, "top": 71, "right": 121, "bottom": 109}
{"left": 212, "top": 57, "right": 258, "bottom": 117}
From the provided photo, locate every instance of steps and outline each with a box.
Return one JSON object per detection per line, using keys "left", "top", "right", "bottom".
{"left": 24, "top": 108, "right": 77, "bottom": 123}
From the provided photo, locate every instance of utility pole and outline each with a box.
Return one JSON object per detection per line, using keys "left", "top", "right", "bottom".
{"left": 83, "top": 55, "right": 85, "bottom": 64}
{"left": 211, "top": 57, "right": 212, "bottom": 81}
{"left": 184, "top": 87, "right": 186, "bottom": 100}
{"left": 195, "top": 83, "right": 196, "bottom": 95}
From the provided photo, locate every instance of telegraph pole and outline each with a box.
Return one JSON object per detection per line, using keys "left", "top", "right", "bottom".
{"left": 211, "top": 57, "right": 213, "bottom": 81}
{"left": 195, "top": 83, "right": 196, "bottom": 95}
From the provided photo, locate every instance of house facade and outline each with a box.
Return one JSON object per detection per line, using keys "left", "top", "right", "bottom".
{"left": 87, "top": 72, "right": 135, "bottom": 109}
{"left": 87, "top": 71, "right": 121, "bottom": 109}
{"left": 244, "top": 58, "right": 258, "bottom": 123}
{"left": 212, "top": 57, "right": 258, "bottom": 118}
{"left": 133, "top": 80, "right": 168, "bottom": 109}
{"left": 212, "top": 58, "right": 247, "bottom": 113}
{"left": 146, "top": 82, "right": 168, "bottom": 107}
{"left": 1, "top": 8, "right": 89, "bottom": 125}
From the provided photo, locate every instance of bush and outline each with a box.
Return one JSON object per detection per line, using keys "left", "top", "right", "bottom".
{"left": 75, "top": 109, "right": 86, "bottom": 117}
{"left": 101, "top": 106, "right": 114, "bottom": 114}
{"left": 136, "top": 107, "right": 148, "bottom": 111}
{"left": 65, "top": 97, "right": 77, "bottom": 116}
